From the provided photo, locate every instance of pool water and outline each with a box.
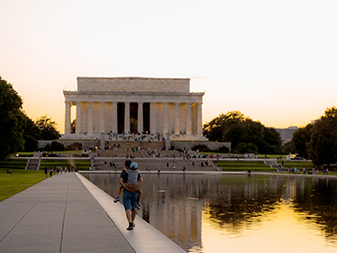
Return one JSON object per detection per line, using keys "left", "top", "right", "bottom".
{"left": 87, "top": 173, "right": 337, "bottom": 253}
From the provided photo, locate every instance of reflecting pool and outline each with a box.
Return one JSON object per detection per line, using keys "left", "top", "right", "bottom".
{"left": 86, "top": 173, "right": 337, "bottom": 253}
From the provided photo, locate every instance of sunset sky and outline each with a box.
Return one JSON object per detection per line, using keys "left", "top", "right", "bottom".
{"left": 1, "top": 0, "right": 337, "bottom": 133}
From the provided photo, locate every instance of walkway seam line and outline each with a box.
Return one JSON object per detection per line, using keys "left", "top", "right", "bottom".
{"left": 59, "top": 175, "right": 70, "bottom": 253}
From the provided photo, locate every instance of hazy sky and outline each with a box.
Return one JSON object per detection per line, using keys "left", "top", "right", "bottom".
{"left": 1, "top": 0, "right": 337, "bottom": 133}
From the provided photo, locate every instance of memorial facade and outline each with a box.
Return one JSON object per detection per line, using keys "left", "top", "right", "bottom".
{"left": 62, "top": 77, "right": 207, "bottom": 141}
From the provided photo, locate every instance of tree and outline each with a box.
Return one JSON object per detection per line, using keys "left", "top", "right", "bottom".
{"left": 235, "top": 142, "right": 258, "bottom": 154}
{"left": 281, "top": 141, "right": 293, "bottom": 154}
{"left": 24, "top": 135, "right": 38, "bottom": 151}
{"left": 291, "top": 124, "right": 313, "bottom": 158}
{"left": 203, "top": 111, "right": 282, "bottom": 154}
{"left": 35, "top": 115, "right": 60, "bottom": 140}
{"left": 23, "top": 114, "right": 41, "bottom": 151}
{"left": 0, "top": 76, "right": 26, "bottom": 159}
{"left": 263, "top": 127, "right": 282, "bottom": 154}
{"left": 308, "top": 107, "right": 337, "bottom": 166}
{"left": 203, "top": 111, "right": 246, "bottom": 143}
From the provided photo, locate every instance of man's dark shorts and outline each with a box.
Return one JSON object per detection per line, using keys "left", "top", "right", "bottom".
{"left": 123, "top": 190, "right": 139, "bottom": 211}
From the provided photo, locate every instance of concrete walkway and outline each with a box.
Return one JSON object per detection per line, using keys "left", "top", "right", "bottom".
{"left": 0, "top": 172, "right": 185, "bottom": 253}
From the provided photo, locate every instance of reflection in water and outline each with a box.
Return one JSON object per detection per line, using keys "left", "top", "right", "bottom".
{"left": 87, "top": 174, "right": 337, "bottom": 253}
{"left": 291, "top": 177, "right": 337, "bottom": 244}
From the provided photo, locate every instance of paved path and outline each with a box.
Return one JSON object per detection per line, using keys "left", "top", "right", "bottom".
{"left": 0, "top": 172, "right": 185, "bottom": 253}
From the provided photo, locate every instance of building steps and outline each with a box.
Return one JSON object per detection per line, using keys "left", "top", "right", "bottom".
{"left": 92, "top": 157, "right": 217, "bottom": 172}
{"left": 25, "top": 158, "right": 41, "bottom": 170}
{"left": 264, "top": 160, "right": 288, "bottom": 172}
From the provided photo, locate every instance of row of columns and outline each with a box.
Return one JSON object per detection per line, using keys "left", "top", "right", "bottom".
{"left": 65, "top": 101, "right": 203, "bottom": 137}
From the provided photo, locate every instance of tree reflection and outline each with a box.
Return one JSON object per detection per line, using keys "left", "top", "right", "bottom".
{"left": 291, "top": 177, "right": 337, "bottom": 241}
{"left": 205, "top": 176, "right": 284, "bottom": 229}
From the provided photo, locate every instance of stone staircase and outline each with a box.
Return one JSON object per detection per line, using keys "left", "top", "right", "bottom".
{"left": 95, "top": 140, "right": 217, "bottom": 171}
{"left": 97, "top": 149, "right": 180, "bottom": 158}
{"left": 103, "top": 140, "right": 165, "bottom": 151}
{"left": 25, "top": 158, "right": 41, "bottom": 170}
{"left": 93, "top": 157, "right": 217, "bottom": 172}
{"left": 264, "top": 160, "right": 288, "bottom": 172}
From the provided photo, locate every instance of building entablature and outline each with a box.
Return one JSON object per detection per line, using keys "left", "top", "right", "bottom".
{"left": 63, "top": 91, "right": 204, "bottom": 105}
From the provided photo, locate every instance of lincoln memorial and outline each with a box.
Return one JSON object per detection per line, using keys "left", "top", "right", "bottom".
{"left": 62, "top": 77, "right": 207, "bottom": 142}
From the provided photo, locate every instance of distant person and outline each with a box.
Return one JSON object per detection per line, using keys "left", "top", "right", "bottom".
{"left": 114, "top": 160, "right": 143, "bottom": 231}
{"left": 7, "top": 169, "right": 12, "bottom": 174}
{"left": 49, "top": 167, "right": 53, "bottom": 177}
{"left": 44, "top": 166, "right": 48, "bottom": 177}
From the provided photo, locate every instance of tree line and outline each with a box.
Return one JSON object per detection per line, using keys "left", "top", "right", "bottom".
{"left": 203, "top": 111, "right": 282, "bottom": 154}
{"left": 2, "top": 75, "right": 336, "bottom": 166}
{"left": 289, "top": 107, "right": 337, "bottom": 166}
{"left": 0, "top": 76, "right": 60, "bottom": 160}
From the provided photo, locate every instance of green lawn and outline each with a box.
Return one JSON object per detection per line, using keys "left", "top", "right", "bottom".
{"left": 198, "top": 152, "right": 286, "bottom": 159}
{"left": 13, "top": 150, "right": 85, "bottom": 156}
{"left": 0, "top": 169, "right": 46, "bottom": 202}
{"left": 39, "top": 159, "right": 90, "bottom": 170}
{"left": 0, "top": 159, "right": 28, "bottom": 170}
{"left": 277, "top": 161, "right": 314, "bottom": 169}
{"left": 217, "top": 161, "right": 275, "bottom": 171}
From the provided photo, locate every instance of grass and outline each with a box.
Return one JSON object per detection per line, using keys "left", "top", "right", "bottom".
{"left": 39, "top": 159, "right": 90, "bottom": 170}
{"left": 198, "top": 152, "right": 287, "bottom": 159}
{"left": 0, "top": 169, "right": 46, "bottom": 202}
{"left": 277, "top": 161, "right": 314, "bottom": 169}
{"left": 0, "top": 159, "right": 28, "bottom": 170}
{"left": 13, "top": 150, "right": 85, "bottom": 156}
{"left": 217, "top": 161, "right": 275, "bottom": 171}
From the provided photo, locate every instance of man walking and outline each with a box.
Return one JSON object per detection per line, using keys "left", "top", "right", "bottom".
{"left": 119, "top": 159, "right": 143, "bottom": 230}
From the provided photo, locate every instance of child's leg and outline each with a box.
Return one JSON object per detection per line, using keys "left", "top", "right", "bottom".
{"left": 117, "top": 185, "right": 123, "bottom": 196}
{"left": 135, "top": 189, "right": 143, "bottom": 210}
{"left": 137, "top": 188, "right": 143, "bottom": 203}
{"left": 114, "top": 185, "right": 123, "bottom": 202}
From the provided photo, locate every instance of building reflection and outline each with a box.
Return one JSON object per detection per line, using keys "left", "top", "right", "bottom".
{"left": 87, "top": 174, "right": 337, "bottom": 252}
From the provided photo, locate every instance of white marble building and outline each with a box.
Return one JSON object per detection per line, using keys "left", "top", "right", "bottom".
{"left": 62, "top": 77, "right": 207, "bottom": 141}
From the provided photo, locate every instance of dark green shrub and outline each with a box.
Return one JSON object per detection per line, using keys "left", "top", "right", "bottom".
{"left": 66, "top": 142, "right": 83, "bottom": 151}
{"left": 44, "top": 143, "right": 51, "bottom": 151}
{"left": 191, "top": 144, "right": 210, "bottom": 152}
{"left": 51, "top": 141, "right": 65, "bottom": 151}
{"left": 234, "top": 143, "right": 258, "bottom": 154}
{"left": 217, "top": 145, "right": 229, "bottom": 153}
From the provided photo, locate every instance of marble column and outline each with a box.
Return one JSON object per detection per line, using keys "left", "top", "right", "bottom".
{"left": 150, "top": 102, "right": 156, "bottom": 134}
{"left": 76, "top": 101, "right": 81, "bottom": 135}
{"left": 137, "top": 102, "right": 143, "bottom": 133}
{"left": 64, "top": 101, "right": 71, "bottom": 135}
{"left": 163, "top": 102, "right": 168, "bottom": 135}
{"left": 88, "top": 102, "right": 93, "bottom": 135}
{"left": 112, "top": 102, "right": 117, "bottom": 133}
{"left": 186, "top": 102, "right": 192, "bottom": 135}
{"left": 125, "top": 102, "right": 130, "bottom": 133}
{"left": 175, "top": 103, "right": 180, "bottom": 135}
{"left": 197, "top": 103, "right": 202, "bottom": 136}
{"left": 100, "top": 102, "right": 105, "bottom": 134}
